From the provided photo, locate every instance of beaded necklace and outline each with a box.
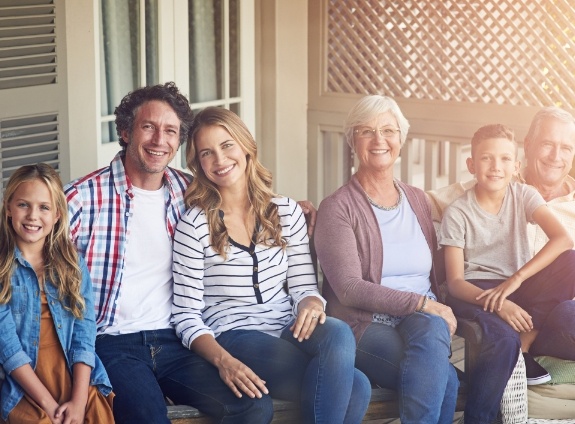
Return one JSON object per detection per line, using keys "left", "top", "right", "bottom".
{"left": 364, "top": 180, "right": 402, "bottom": 211}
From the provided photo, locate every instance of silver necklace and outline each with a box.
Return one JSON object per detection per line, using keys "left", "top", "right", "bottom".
{"left": 365, "top": 181, "right": 403, "bottom": 211}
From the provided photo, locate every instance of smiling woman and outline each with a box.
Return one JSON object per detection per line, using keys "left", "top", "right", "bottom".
{"left": 171, "top": 106, "right": 372, "bottom": 423}
{"left": 314, "top": 95, "right": 460, "bottom": 423}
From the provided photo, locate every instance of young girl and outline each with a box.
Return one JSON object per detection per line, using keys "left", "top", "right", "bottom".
{"left": 0, "top": 164, "right": 114, "bottom": 424}
{"left": 172, "top": 107, "right": 370, "bottom": 423}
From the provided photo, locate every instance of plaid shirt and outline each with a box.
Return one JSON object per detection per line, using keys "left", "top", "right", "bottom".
{"left": 64, "top": 152, "right": 192, "bottom": 333}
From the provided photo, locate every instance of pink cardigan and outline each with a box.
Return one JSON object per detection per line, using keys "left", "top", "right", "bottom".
{"left": 314, "top": 175, "right": 444, "bottom": 343}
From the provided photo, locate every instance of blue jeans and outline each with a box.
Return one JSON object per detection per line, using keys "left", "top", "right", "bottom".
{"left": 216, "top": 317, "right": 371, "bottom": 424}
{"left": 355, "top": 313, "right": 459, "bottom": 424}
{"left": 531, "top": 299, "right": 575, "bottom": 360}
{"left": 448, "top": 250, "right": 575, "bottom": 424}
{"left": 96, "top": 329, "right": 273, "bottom": 424}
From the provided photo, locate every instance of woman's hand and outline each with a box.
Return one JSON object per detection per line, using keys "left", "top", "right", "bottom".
{"left": 476, "top": 276, "right": 522, "bottom": 312}
{"left": 297, "top": 200, "right": 317, "bottom": 237}
{"left": 216, "top": 354, "right": 268, "bottom": 399}
{"left": 495, "top": 299, "right": 533, "bottom": 333}
{"left": 422, "top": 299, "right": 457, "bottom": 337}
{"left": 55, "top": 399, "right": 85, "bottom": 424}
{"left": 291, "top": 296, "right": 325, "bottom": 342}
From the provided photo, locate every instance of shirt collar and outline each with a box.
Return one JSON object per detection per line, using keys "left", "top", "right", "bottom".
{"left": 13, "top": 247, "right": 30, "bottom": 268}
{"left": 110, "top": 150, "right": 176, "bottom": 200}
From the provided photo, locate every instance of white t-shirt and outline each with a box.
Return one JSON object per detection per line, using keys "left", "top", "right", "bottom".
{"left": 103, "top": 186, "right": 173, "bottom": 335}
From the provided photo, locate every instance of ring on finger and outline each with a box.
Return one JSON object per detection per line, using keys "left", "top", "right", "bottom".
{"left": 312, "top": 314, "right": 318, "bottom": 319}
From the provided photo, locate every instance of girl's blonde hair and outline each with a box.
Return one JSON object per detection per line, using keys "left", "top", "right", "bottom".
{"left": 185, "top": 107, "right": 286, "bottom": 257}
{"left": 0, "top": 164, "right": 85, "bottom": 318}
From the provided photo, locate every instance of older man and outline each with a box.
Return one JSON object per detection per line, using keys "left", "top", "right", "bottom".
{"left": 427, "top": 106, "right": 575, "bottom": 418}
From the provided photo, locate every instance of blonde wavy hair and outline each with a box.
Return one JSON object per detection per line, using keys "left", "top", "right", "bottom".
{"left": 185, "top": 107, "right": 286, "bottom": 257}
{"left": 0, "top": 164, "right": 85, "bottom": 318}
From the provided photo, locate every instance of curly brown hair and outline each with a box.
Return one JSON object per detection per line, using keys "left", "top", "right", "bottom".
{"left": 114, "top": 81, "right": 194, "bottom": 148}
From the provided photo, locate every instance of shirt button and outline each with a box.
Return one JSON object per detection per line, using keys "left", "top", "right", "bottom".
{"left": 253, "top": 284, "right": 259, "bottom": 289}
{"left": 253, "top": 266, "right": 258, "bottom": 271}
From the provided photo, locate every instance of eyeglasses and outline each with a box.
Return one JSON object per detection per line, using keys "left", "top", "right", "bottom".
{"left": 353, "top": 126, "right": 400, "bottom": 139}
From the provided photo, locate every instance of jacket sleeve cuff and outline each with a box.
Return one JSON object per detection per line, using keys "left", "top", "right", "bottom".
{"left": 70, "top": 350, "right": 95, "bottom": 368}
{"left": 4, "top": 351, "right": 32, "bottom": 375}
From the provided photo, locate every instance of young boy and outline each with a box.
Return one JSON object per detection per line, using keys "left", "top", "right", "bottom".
{"left": 439, "top": 124, "right": 575, "bottom": 424}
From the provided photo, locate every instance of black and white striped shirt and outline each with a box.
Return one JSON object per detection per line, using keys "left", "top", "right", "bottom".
{"left": 172, "top": 197, "right": 324, "bottom": 348}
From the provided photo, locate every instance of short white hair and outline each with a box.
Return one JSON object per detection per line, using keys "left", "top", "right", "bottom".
{"left": 343, "top": 95, "right": 410, "bottom": 148}
{"left": 525, "top": 106, "right": 575, "bottom": 146}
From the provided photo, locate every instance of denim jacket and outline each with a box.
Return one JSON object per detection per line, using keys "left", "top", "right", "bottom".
{"left": 0, "top": 248, "right": 112, "bottom": 420}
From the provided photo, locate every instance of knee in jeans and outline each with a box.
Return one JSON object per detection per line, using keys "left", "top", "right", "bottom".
{"left": 253, "top": 396, "right": 274, "bottom": 423}
{"left": 418, "top": 314, "right": 451, "bottom": 343}
{"left": 546, "top": 300, "right": 575, "bottom": 332}
{"left": 321, "top": 317, "right": 355, "bottom": 346}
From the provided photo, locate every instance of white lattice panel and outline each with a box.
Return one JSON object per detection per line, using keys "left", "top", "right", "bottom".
{"left": 327, "top": 0, "right": 575, "bottom": 109}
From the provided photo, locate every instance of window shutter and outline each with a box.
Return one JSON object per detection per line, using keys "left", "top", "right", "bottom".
{"left": 1, "top": 113, "right": 60, "bottom": 189}
{"left": 0, "top": 0, "right": 56, "bottom": 90}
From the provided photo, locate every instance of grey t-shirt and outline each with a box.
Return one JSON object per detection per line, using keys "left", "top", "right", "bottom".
{"left": 439, "top": 181, "right": 546, "bottom": 280}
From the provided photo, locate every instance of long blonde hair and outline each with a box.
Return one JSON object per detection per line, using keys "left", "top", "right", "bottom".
{"left": 185, "top": 107, "right": 286, "bottom": 257}
{"left": 0, "top": 164, "right": 85, "bottom": 318}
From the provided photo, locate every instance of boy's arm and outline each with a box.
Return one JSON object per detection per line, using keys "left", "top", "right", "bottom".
{"left": 445, "top": 245, "right": 533, "bottom": 332}
{"left": 478, "top": 204, "right": 573, "bottom": 312}
{"left": 444, "top": 245, "right": 484, "bottom": 304}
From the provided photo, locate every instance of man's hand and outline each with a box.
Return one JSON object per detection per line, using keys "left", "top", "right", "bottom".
{"left": 297, "top": 200, "right": 317, "bottom": 237}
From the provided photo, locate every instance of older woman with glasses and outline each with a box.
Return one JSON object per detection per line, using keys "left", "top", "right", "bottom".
{"left": 314, "top": 95, "right": 459, "bottom": 424}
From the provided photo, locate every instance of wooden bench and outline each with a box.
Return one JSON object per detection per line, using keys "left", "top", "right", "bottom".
{"left": 167, "top": 385, "right": 467, "bottom": 423}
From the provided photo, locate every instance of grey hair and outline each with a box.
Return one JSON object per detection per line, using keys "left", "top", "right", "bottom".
{"left": 343, "top": 95, "right": 410, "bottom": 148}
{"left": 525, "top": 106, "right": 575, "bottom": 146}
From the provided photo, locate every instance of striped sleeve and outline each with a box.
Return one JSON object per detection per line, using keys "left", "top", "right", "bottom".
{"left": 278, "top": 198, "right": 326, "bottom": 314}
{"left": 172, "top": 208, "right": 214, "bottom": 348}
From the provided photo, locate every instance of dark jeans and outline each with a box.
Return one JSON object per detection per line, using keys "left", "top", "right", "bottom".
{"left": 355, "top": 313, "right": 459, "bottom": 424}
{"left": 216, "top": 317, "right": 371, "bottom": 424}
{"left": 96, "top": 329, "right": 273, "bottom": 424}
{"left": 448, "top": 250, "right": 575, "bottom": 424}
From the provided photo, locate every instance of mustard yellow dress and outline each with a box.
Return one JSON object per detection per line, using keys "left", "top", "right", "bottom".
{"left": 1, "top": 291, "right": 114, "bottom": 424}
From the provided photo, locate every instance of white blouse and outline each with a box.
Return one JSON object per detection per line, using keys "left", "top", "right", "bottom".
{"left": 172, "top": 197, "right": 325, "bottom": 348}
